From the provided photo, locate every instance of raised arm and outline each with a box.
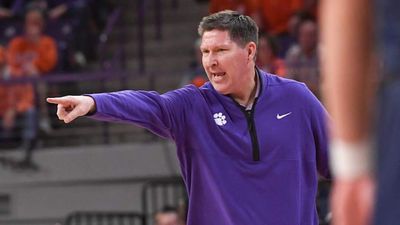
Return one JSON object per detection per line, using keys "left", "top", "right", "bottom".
{"left": 47, "top": 87, "right": 196, "bottom": 140}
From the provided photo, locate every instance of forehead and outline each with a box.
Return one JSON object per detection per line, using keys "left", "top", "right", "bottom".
{"left": 26, "top": 11, "right": 43, "bottom": 22}
{"left": 200, "top": 30, "right": 234, "bottom": 48}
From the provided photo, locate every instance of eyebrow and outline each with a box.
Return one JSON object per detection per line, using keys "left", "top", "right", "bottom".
{"left": 200, "top": 43, "right": 231, "bottom": 50}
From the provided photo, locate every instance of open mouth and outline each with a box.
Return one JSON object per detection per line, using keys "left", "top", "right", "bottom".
{"left": 212, "top": 72, "right": 226, "bottom": 81}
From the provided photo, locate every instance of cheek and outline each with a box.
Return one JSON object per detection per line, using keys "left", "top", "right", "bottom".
{"left": 228, "top": 55, "right": 248, "bottom": 72}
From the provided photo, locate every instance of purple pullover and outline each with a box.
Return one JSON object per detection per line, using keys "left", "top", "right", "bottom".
{"left": 89, "top": 69, "right": 330, "bottom": 225}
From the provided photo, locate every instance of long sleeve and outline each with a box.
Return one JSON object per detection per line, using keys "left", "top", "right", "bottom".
{"left": 6, "top": 37, "right": 24, "bottom": 75}
{"left": 307, "top": 88, "right": 331, "bottom": 179}
{"left": 34, "top": 36, "right": 58, "bottom": 73}
{"left": 7, "top": 35, "right": 58, "bottom": 75}
{"left": 303, "top": 84, "right": 331, "bottom": 179}
{"left": 88, "top": 86, "right": 196, "bottom": 140}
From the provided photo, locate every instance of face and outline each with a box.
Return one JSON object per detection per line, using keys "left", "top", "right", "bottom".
{"left": 154, "top": 212, "right": 179, "bottom": 225}
{"left": 25, "top": 10, "right": 44, "bottom": 39}
{"left": 298, "top": 21, "right": 317, "bottom": 53}
{"left": 256, "top": 37, "right": 273, "bottom": 65}
{"left": 200, "top": 30, "right": 256, "bottom": 96}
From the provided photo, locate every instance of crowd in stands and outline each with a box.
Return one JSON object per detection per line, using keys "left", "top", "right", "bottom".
{"left": 183, "top": 0, "right": 321, "bottom": 99}
{"left": 1, "top": 0, "right": 322, "bottom": 170}
{"left": 0, "top": 0, "right": 113, "bottom": 170}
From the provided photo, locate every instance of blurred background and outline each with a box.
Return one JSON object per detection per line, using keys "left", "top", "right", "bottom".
{"left": 0, "top": 0, "right": 330, "bottom": 225}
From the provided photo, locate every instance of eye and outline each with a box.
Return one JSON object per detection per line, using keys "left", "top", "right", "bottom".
{"left": 201, "top": 49, "right": 210, "bottom": 55}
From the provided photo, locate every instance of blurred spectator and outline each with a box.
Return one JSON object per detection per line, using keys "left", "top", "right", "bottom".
{"left": 180, "top": 38, "right": 207, "bottom": 87}
{"left": 154, "top": 206, "right": 183, "bottom": 225}
{"left": 285, "top": 10, "right": 316, "bottom": 56}
{"left": 23, "top": 0, "right": 110, "bottom": 70}
{"left": 7, "top": 8, "right": 57, "bottom": 76}
{"left": 3, "top": 7, "right": 57, "bottom": 168}
{"left": 207, "top": 0, "right": 318, "bottom": 57}
{"left": 285, "top": 19, "right": 320, "bottom": 97}
{"left": 256, "top": 33, "right": 286, "bottom": 77}
{"left": 209, "top": 0, "right": 258, "bottom": 20}
{"left": 257, "top": 0, "right": 317, "bottom": 35}
{"left": 21, "top": 0, "right": 89, "bottom": 19}
{"left": 256, "top": 0, "right": 317, "bottom": 56}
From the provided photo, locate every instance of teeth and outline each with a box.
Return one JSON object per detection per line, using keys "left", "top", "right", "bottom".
{"left": 213, "top": 72, "right": 225, "bottom": 77}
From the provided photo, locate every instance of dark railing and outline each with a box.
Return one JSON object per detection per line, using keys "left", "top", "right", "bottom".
{"left": 154, "top": 0, "right": 162, "bottom": 40}
{"left": 64, "top": 211, "right": 145, "bottom": 225}
{"left": 141, "top": 176, "right": 187, "bottom": 225}
{"left": 0, "top": 71, "right": 128, "bottom": 86}
{"left": 98, "top": 6, "right": 124, "bottom": 71}
{"left": 137, "top": 0, "right": 146, "bottom": 73}
{"left": 136, "top": 0, "right": 180, "bottom": 73}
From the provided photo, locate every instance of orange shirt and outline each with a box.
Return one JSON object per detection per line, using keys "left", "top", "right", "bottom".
{"left": 209, "top": 0, "right": 258, "bottom": 16}
{"left": 258, "top": 57, "right": 287, "bottom": 77}
{"left": 273, "top": 58, "right": 286, "bottom": 77}
{"left": 258, "top": 0, "right": 304, "bottom": 35}
{"left": 6, "top": 35, "right": 57, "bottom": 113}
{"left": 191, "top": 75, "right": 207, "bottom": 87}
{"left": 209, "top": 0, "right": 239, "bottom": 13}
{"left": 7, "top": 35, "right": 58, "bottom": 77}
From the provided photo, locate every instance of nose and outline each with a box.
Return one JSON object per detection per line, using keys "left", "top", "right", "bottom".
{"left": 203, "top": 53, "right": 218, "bottom": 68}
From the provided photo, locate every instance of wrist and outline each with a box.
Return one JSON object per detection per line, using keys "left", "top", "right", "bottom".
{"left": 329, "top": 138, "right": 375, "bottom": 180}
{"left": 83, "top": 95, "right": 97, "bottom": 116}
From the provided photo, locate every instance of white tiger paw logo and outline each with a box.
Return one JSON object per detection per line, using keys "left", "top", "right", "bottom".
{"left": 213, "top": 112, "right": 227, "bottom": 126}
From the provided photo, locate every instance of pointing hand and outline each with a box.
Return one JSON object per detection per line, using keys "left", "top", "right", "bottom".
{"left": 46, "top": 96, "right": 96, "bottom": 123}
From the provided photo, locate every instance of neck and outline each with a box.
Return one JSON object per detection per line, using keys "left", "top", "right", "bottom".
{"left": 231, "top": 67, "right": 257, "bottom": 107}
{"left": 26, "top": 35, "right": 40, "bottom": 43}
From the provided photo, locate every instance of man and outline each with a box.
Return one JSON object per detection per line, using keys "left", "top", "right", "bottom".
{"left": 285, "top": 18, "right": 319, "bottom": 98}
{"left": 321, "top": 0, "right": 400, "bottom": 225}
{"left": 48, "top": 10, "right": 329, "bottom": 225}
{"left": 256, "top": 33, "right": 286, "bottom": 77}
{"left": 3, "top": 7, "right": 57, "bottom": 169}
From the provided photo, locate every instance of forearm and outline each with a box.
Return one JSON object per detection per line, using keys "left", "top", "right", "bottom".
{"left": 321, "top": 0, "right": 374, "bottom": 143}
{"left": 87, "top": 90, "right": 179, "bottom": 139}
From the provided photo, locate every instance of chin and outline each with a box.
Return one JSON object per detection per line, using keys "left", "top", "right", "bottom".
{"left": 212, "top": 84, "right": 230, "bottom": 95}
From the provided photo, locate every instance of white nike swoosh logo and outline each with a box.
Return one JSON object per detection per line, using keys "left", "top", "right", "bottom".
{"left": 276, "top": 112, "right": 292, "bottom": 120}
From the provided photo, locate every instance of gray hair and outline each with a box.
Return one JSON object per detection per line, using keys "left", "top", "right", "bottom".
{"left": 198, "top": 10, "right": 259, "bottom": 47}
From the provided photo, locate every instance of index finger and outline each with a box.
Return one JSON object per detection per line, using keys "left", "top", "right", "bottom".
{"left": 46, "top": 97, "right": 71, "bottom": 105}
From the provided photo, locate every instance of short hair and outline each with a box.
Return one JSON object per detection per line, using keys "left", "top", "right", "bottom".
{"left": 198, "top": 10, "right": 259, "bottom": 47}
{"left": 154, "top": 206, "right": 178, "bottom": 218}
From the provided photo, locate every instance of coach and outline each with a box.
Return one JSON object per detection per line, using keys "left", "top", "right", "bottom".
{"left": 48, "top": 10, "right": 330, "bottom": 225}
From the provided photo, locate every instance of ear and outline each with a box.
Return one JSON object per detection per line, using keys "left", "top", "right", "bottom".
{"left": 246, "top": 42, "right": 257, "bottom": 62}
